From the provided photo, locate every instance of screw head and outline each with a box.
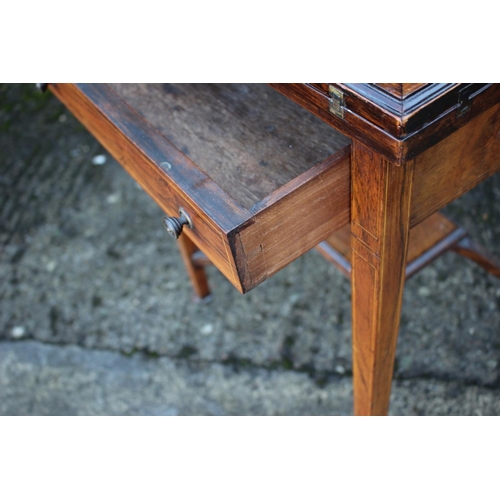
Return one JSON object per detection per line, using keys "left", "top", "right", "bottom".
{"left": 163, "top": 216, "right": 183, "bottom": 239}
{"left": 162, "top": 208, "right": 192, "bottom": 239}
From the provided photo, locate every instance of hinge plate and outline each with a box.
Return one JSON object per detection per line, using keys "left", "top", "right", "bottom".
{"left": 456, "top": 84, "right": 475, "bottom": 118}
{"left": 328, "top": 85, "right": 345, "bottom": 119}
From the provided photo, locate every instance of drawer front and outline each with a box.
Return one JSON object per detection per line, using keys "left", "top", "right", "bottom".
{"left": 233, "top": 149, "right": 350, "bottom": 291}
{"left": 51, "top": 83, "right": 351, "bottom": 293}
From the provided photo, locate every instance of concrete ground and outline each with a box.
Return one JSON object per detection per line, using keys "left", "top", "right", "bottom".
{"left": 1, "top": 84, "right": 499, "bottom": 415}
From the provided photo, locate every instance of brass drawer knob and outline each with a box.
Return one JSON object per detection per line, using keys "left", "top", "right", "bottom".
{"left": 162, "top": 208, "right": 192, "bottom": 239}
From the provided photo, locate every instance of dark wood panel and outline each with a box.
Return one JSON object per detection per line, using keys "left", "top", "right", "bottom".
{"left": 338, "top": 83, "right": 462, "bottom": 135}
{"left": 270, "top": 83, "right": 500, "bottom": 164}
{"left": 401, "top": 84, "right": 500, "bottom": 161}
{"left": 269, "top": 83, "right": 402, "bottom": 162}
{"left": 310, "top": 83, "right": 329, "bottom": 93}
{"left": 407, "top": 214, "right": 457, "bottom": 262}
{"left": 374, "top": 83, "right": 427, "bottom": 98}
{"left": 279, "top": 83, "right": 464, "bottom": 137}
{"left": 110, "top": 83, "right": 350, "bottom": 210}
{"left": 411, "top": 101, "right": 500, "bottom": 226}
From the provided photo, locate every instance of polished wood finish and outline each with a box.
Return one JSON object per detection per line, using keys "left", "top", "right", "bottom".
{"left": 270, "top": 83, "right": 500, "bottom": 163}
{"left": 311, "top": 83, "right": 428, "bottom": 100}
{"left": 374, "top": 83, "right": 427, "bottom": 98}
{"left": 50, "top": 83, "right": 247, "bottom": 291}
{"left": 339, "top": 83, "right": 463, "bottom": 134}
{"left": 190, "top": 210, "right": 499, "bottom": 297}
{"left": 235, "top": 149, "right": 350, "bottom": 290}
{"left": 50, "top": 83, "right": 351, "bottom": 293}
{"left": 109, "top": 83, "right": 349, "bottom": 210}
{"left": 411, "top": 102, "right": 500, "bottom": 226}
{"left": 350, "top": 141, "right": 415, "bottom": 416}
{"left": 406, "top": 214, "right": 457, "bottom": 263}
{"left": 270, "top": 83, "right": 401, "bottom": 162}
{"left": 315, "top": 227, "right": 351, "bottom": 278}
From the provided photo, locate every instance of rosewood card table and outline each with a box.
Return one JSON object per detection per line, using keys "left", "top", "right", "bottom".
{"left": 48, "top": 83, "right": 500, "bottom": 415}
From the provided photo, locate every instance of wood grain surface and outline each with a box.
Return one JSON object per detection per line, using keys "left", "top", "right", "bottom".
{"left": 411, "top": 101, "right": 500, "bottom": 226}
{"left": 374, "top": 83, "right": 427, "bottom": 98}
{"left": 234, "top": 148, "right": 350, "bottom": 291}
{"left": 312, "top": 83, "right": 429, "bottom": 100}
{"left": 271, "top": 83, "right": 500, "bottom": 164}
{"left": 50, "top": 83, "right": 352, "bottom": 293}
{"left": 110, "top": 83, "right": 350, "bottom": 209}
{"left": 350, "top": 141, "right": 415, "bottom": 415}
{"left": 270, "top": 83, "right": 402, "bottom": 162}
{"left": 50, "top": 83, "right": 248, "bottom": 291}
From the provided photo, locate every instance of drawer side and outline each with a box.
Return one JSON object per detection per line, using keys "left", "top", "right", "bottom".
{"left": 50, "top": 83, "right": 248, "bottom": 292}
{"left": 411, "top": 102, "right": 500, "bottom": 226}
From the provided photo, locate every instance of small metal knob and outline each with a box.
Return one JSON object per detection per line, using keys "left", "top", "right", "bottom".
{"left": 162, "top": 208, "right": 192, "bottom": 239}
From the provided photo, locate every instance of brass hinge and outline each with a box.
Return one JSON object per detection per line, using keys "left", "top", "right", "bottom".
{"left": 328, "top": 85, "right": 344, "bottom": 119}
{"left": 456, "top": 84, "right": 475, "bottom": 118}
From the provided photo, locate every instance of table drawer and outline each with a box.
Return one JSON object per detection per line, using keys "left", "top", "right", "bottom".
{"left": 50, "top": 83, "right": 351, "bottom": 293}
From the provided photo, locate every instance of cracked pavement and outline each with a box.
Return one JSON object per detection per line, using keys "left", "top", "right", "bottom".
{"left": 1, "top": 84, "right": 500, "bottom": 415}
